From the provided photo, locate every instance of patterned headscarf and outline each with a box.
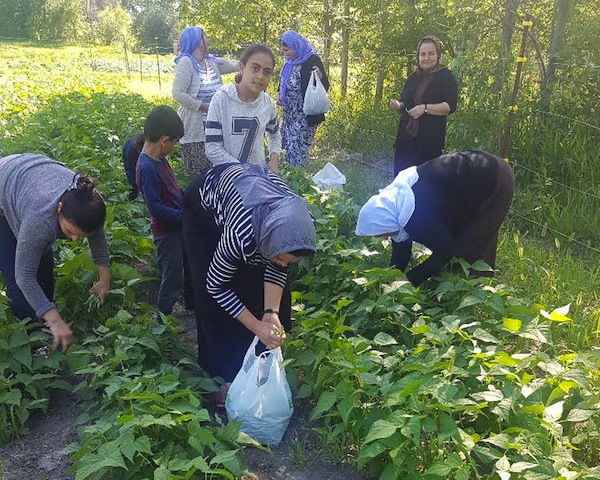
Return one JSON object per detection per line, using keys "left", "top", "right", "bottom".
{"left": 355, "top": 167, "right": 419, "bottom": 243}
{"left": 174, "top": 26, "right": 222, "bottom": 73}
{"left": 278, "top": 30, "right": 317, "bottom": 105}
{"left": 234, "top": 164, "right": 316, "bottom": 259}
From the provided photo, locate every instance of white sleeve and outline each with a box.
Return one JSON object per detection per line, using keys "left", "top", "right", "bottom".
{"left": 205, "top": 91, "right": 239, "bottom": 166}
{"left": 265, "top": 99, "right": 282, "bottom": 155}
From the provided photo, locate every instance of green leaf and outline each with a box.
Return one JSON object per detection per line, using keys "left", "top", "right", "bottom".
{"left": 566, "top": 409, "right": 597, "bottom": 422}
{"left": 502, "top": 317, "right": 522, "bottom": 331}
{"left": 209, "top": 449, "right": 238, "bottom": 465}
{"left": 425, "top": 460, "right": 453, "bottom": 477}
{"left": 12, "top": 345, "right": 32, "bottom": 370}
{"left": 8, "top": 329, "right": 30, "bottom": 349}
{"left": 363, "top": 419, "right": 400, "bottom": 444}
{"left": 543, "top": 401, "right": 564, "bottom": 422}
{"left": 458, "top": 294, "right": 484, "bottom": 309}
{"left": 310, "top": 391, "right": 338, "bottom": 421}
{"left": 409, "top": 325, "right": 429, "bottom": 334}
{"left": 373, "top": 332, "right": 398, "bottom": 346}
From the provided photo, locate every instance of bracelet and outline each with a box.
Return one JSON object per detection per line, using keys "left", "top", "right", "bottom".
{"left": 262, "top": 308, "right": 279, "bottom": 316}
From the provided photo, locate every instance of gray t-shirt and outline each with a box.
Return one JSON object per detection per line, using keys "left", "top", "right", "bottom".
{"left": 0, "top": 153, "right": 109, "bottom": 318}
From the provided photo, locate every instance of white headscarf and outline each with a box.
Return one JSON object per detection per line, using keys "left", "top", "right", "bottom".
{"left": 355, "top": 166, "right": 419, "bottom": 242}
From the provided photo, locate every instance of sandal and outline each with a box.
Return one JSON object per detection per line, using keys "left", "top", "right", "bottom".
{"left": 215, "top": 383, "right": 230, "bottom": 409}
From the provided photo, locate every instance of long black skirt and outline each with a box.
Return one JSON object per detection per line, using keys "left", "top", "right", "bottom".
{"left": 182, "top": 172, "right": 291, "bottom": 382}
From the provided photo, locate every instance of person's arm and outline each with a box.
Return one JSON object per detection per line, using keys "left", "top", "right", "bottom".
{"left": 217, "top": 58, "right": 240, "bottom": 75}
{"left": 265, "top": 102, "right": 282, "bottom": 172}
{"left": 138, "top": 161, "right": 182, "bottom": 223}
{"left": 14, "top": 231, "right": 56, "bottom": 318}
{"left": 409, "top": 69, "right": 458, "bottom": 118}
{"left": 41, "top": 308, "right": 73, "bottom": 353}
{"left": 311, "top": 55, "right": 330, "bottom": 91}
{"left": 205, "top": 229, "right": 285, "bottom": 348}
{"left": 389, "top": 99, "right": 405, "bottom": 112}
{"left": 439, "top": 69, "right": 459, "bottom": 114}
{"left": 407, "top": 102, "right": 451, "bottom": 119}
{"left": 205, "top": 92, "right": 240, "bottom": 166}
{"left": 15, "top": 229, "right": 74, "bottom": 352}
{"left": 404, "top": 213, "right": 455, "bottom": 285}
{"left": 172, "top": 58, "right": 203, "bottom": 111}
{"left": 86, "top": 227, "right": 110, "bottom": 303}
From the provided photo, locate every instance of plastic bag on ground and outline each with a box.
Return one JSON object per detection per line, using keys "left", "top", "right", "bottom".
{"left": 225, "top": 336, "right": 293, "bottom": 446}
{"left": 313, "top": 162, "right": 346, "bottom": 191}
{"left": 303, "top": 70, "right": 330, "bottom": 116}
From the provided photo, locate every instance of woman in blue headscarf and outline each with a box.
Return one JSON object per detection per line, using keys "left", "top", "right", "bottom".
{"left": 277, "top": 30, "right": 330, "bottom": 168}
{"left": 172, "top": 26, "right": 238, "bottom": 176}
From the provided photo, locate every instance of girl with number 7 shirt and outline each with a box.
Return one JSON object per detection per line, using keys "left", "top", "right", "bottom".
{"left": 205, "top": 44, "right": 282, "bottom": 174}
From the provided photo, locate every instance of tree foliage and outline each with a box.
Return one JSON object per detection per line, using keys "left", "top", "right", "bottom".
{"left": 93, "top": 4, "right": 134, "bottom": 48}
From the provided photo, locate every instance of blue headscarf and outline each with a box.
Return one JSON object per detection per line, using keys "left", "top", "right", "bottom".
{"left": 174, "top": 26, "right": 222, "bottom": 73}
{"left": 278, "top": 30, "right": 317, "bottom": 105}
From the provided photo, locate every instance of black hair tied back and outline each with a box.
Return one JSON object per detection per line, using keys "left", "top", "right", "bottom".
{"left": 70, "top": 174, "right": 97, "bottom": 197}
{"left": 60, "top": 172, "right": 106, "bottom": 233}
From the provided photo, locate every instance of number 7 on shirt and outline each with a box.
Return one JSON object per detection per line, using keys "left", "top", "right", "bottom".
{"left": 232, "top": 117, "right": 259, "bottom": 164}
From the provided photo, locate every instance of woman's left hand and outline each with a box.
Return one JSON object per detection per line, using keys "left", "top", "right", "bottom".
{"left": 311, "top": 66, "right": 322, "bottom": 79}
{"left": 89, "top": 280, "right": 109, "bottom": 304}
{"left": 407, "top": 104, "right": 427, "bottom": 119}
{"left": 255, "top": 315, "right": 286, "bottom": 349}
{"left": 267, "top": 153, "right": 280, "bottom": 174}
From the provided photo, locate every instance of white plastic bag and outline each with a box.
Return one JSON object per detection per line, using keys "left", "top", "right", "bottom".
{"left": 226, "top": 337, "right": 293, "bottom": 446}
{"left": 303, "top": 70, "right": 330, "bottom": 116}
{"left": 312, "top": 162, "right": 346, "bottom": 192}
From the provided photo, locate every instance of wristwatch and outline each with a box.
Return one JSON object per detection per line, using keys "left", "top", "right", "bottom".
{"left": 424, "top": 104, "right": 428, "bottom": 114}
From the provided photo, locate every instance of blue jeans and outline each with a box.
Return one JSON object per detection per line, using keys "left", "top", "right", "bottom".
{"left": 0, "top": 215, "right": 54, "bottom": 320}
{"left": 153, "top": 231, "right": 184, "bottom": 315}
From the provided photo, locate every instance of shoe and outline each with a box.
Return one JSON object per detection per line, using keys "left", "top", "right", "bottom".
{"left": 215, "top": 383, "right": 230, "bottom": 409}
{"left": 296, "top": 368, "right": 305, "bottom": 385}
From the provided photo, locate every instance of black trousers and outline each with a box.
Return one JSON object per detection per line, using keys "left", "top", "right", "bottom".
{"left": 0, "top": 215, "right": 54, "bottom": 321}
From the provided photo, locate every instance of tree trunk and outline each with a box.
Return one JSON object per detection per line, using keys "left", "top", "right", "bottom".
{"left": 322, "top": 0, "right": 334, "bottom": 75}
{"left": 374, "top": 1, "right": 389, "bottom": 106}
{"left": 539, "top": 0, "right": 573, "bottom": 114}
{"left": 340, "top": 0, "right": 350, "bottom": 97}
{"left": 492, "top": 0, "right": 520, "bottom": 101}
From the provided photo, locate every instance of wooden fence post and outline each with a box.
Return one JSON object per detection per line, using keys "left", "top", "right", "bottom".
{"left": 500, "top": 15, "right": 532, "bottom": 158}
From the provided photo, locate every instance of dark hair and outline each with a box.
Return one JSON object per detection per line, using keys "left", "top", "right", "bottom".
{"left": 59, "top": 174, "right": 106, "bottom": 233}
{"left": 144, "top": 105, "right": 184, "bottom": 143}
{"left": 289, "top": 249, "right": 315, "bottom": 258}
{"left": 234, "top": 44, "right": 275, "bottom": 84}
{"left": 417, "top": 35, "right": 442, "bottom": 61}
{"left": 131, "top": 131, "right": 145, "bottom": 153}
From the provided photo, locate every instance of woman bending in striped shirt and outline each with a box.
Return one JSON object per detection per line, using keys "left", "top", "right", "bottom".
{"left": 182, "top": 162, "right": 315, "bottom": 405}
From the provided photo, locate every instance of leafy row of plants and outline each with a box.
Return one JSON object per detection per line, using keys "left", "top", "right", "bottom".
{"left": 282, "top": 171, "right": 600, "bottom": 479}
{"left": 0, "top": 67, "right": 254, "bottom": 478}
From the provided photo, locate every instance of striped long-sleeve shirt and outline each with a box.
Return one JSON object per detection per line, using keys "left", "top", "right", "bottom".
{"left": 205, "top": 84, "right": 281, "bottom": 166}
{"left": 200, "top": 164, "right": 293, "bottom": 317}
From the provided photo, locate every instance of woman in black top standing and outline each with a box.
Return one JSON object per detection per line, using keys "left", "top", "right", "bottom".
{"left": 277, "top": 30, "right": 330, "bottom": 169}
{"left": 389, "top": 36, "right": 458, "bottom": 176}
{"left": 356, "top": 151, "right": 514, "bottom": 285}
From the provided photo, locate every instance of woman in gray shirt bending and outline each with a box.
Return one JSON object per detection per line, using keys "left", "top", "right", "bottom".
{"left": 0, "top": 154, "right": 110, "bottom": 352}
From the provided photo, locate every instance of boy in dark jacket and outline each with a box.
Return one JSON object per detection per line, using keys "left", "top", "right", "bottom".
{"left": 136, "top": 105, "right": 187, "bottom": 315}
